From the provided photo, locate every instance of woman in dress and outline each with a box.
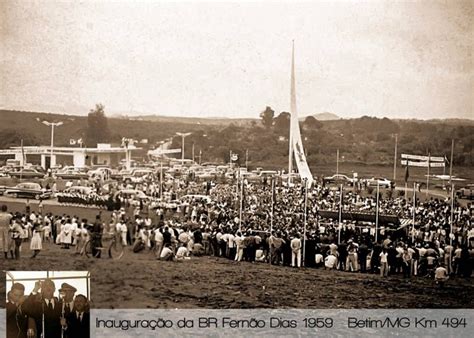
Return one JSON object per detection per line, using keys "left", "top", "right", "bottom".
{"left": 30, "top": 221, "right": 44, "bottom": 258}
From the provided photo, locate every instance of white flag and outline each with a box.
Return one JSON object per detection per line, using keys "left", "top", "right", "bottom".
{"left": 69, "top": 139, "right": 76, "bottom": 145}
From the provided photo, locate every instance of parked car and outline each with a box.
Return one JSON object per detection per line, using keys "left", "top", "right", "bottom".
{"left": 88, "top": 167, "right": 114, "bottom": 179}
{"left": 4, "top": 182, "right": 52, "bottom": 200}
{"left": 8, "top": 168, "right": 45, "bottom": 179}
{"left": 63, "top": 186, "right": 95, "bottom": 195}
{"left": 323, "top": 174, "right": 355, "bottom": 185}
{"left": 366, "top": 177, "right": 394, "bottom": 188}
{"left": 456, "top": 184, "right": 474, "bottom": 200}
{"left": 54, "top": 169, "right": 89, "bottom": 180}
{"left": 123, "top": 169, "right": 154, "bottom": 183}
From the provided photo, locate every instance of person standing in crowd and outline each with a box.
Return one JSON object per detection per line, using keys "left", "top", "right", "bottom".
{"left": 65, "top": 294, "right": 90, "bottom": 338}
{"left": 346, "top": 239, "right": 358, "bottom": 272}
{"left": 23, "top": 279, "right": 64, "bottom": 338}
{"left": 290, "top": 233, "right": 302, "bottom": 268}
{"left": 1, "top": 205, "right": 13, "bottom": 259}
{"left": 402, "top": 246, "right": 412, "bottom": 278}
{"left": 58, "top": 283, "right": 77, "bottom": 321}
{"left": 358, "top": 240, "right": 369, "bottom": 273}
{"left": 379, "top": 248, "right": 389, "bottom": 277}
{"left": 234, "top": 231, "right": 244, "bottom": 262}
{"left": 7, "top": 283, "right": 28, "bottom": 338}
{"left": 30, "top": 221, "right": 44, "bottom": 258}
{"left": 9, "top": 218, "right": 24, "bottom": 259}
{"left": 91, "top": 215, "right": 103, "bottom": 258}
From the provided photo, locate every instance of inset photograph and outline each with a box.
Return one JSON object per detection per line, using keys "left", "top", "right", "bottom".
{"left": 6, "top": 271, "right": 90, "bottom": 338}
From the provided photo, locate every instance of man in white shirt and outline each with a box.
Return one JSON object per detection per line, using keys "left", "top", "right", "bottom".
{"left": 434, "top": 264, "right": 449, "bottom": 288}
{"left": 116, "top": 221, "right": 128, "bottom": 246}
{"left": 176, "top": 244, "right": 189, "bottom": 260}
{"left": 160, "top": 244, "right": 174, "bottom": 261}
{"left": 325, "top": 254, "right": 337, "bottom": 269}
{"left": 290, "top": 234, "right": 302, "bottom": 268}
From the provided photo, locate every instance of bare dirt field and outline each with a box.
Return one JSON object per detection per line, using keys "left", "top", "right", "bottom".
{"left": 2, "top": 242, "right": 473, "bottom": 310}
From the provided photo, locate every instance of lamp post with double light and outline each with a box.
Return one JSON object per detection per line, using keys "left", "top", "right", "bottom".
{"left": 176, "top": 132, "right": 191, "bottom": 166}
{"left": 38, "top": 119, "right": 63, "bottom": 169}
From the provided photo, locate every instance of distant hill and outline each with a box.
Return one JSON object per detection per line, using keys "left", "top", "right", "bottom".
{"left": 0, "top": 109, "right": 472, "bottom": 169}
{"left": 124, "top": 114, "right": 255, "bottom": 127}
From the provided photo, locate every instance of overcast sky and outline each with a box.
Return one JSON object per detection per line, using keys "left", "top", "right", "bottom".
{"left": 1, "top": 1, "right": 472, "bottom": 119}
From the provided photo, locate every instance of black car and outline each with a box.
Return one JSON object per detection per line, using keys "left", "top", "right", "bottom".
{"left": 8, "top": 168, "right": 45, "bottom": 179}
{"left": 3, "top": 182, "right": 52, "bottom": 200}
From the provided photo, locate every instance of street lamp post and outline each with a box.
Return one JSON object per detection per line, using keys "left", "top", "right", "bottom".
{"left": 40, "top": 120, "right": 63, "bottom": 169}
{"left": 176, "top": 132, "right": 191, "bottom": 166}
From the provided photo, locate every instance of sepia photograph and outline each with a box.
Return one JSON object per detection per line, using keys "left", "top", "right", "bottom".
{"left": 0, "top": 0, "right": 473, "bottom": 313}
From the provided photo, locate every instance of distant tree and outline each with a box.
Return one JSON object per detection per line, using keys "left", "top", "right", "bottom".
{"left": 303, "top": 116, "right": 323, "bottom": 130}
{"left": 86, "top": 104, "right": 110, "bottom": 146}
{"left": 274, "top": 112, "right": 291, "bottom": 131}
{"left": 260, "top": 106, "right": 274, "bottom": 129}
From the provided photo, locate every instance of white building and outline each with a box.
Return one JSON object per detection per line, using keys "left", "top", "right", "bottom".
{"left": 0, "top": 143, "right": 140, "bottom": 169}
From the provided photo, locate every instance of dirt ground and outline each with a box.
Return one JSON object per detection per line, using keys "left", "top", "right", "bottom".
{"left": 1, "top": 242, "right": 473, "bottom": 309}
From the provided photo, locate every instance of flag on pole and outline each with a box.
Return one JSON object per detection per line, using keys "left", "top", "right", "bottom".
{"left": 70, "top": 139, "right": 76, "bottom": 145}
{"left": 404, "top": 163, "right": 410, "bottom": 183}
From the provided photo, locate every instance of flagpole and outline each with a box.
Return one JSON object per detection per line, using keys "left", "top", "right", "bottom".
{"left": 336, "top": 149, "right": 339, "bottom": 175}
{"left": 375, "top": 181, "right": 379, "bottom": 243}
{"left": 338, "top": 183, "right": 342, "bottom": 245}
{"left": 426, "top": 152, "right": 430, "bottom": 197}
{"left": 159, "top": 143, "right": 163, "bottom": 198}
{"left": 239, "top": 177, "right": 243, "bottom": 232}
{"left": 412, "top": 182, "right": 416, "bottom": 243}
{"left": 303, "top": 178, "right": 308, "bottom": 267}
{"left": 270, "top": 178, "right": 275, "bottom": 264}
{"left": 449, "top": 139, "right": 454, "bottom": 188}
{"left": 20, "top": 139, "right": 24, "bottom": 180}
{"left": 450, "top": 183, "right": 454, "bottom": 246}
{"left": 404, "top": 163, "right": 409, "bottom": 200}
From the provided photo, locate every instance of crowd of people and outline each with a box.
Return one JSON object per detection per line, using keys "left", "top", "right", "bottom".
{"left": 7, "top": 278, "right": 90, "bottom": 338}
{"left": 1, "top": 175, "right": 473, "bottom": 283}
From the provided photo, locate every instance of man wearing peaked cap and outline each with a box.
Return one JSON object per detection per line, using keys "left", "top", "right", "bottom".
{"left": 59, "top": 283, "right": 77, "bottom": 318}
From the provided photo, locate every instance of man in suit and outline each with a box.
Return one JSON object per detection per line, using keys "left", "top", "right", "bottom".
{"left": 6, "top": 283, "right": 28, "bottom": 338}
{"left": 59, "top": 283, "right": 77, "bottom": 318}
{"left": 22, "top": 279, "right": 64, "bottom": 338}
{"left": 65, "top": 294, "right": 90, "bottom": 338}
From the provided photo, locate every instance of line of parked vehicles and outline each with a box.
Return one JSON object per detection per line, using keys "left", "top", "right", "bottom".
{"left": 0, "top": 160, "right": 473, "bottom": 200}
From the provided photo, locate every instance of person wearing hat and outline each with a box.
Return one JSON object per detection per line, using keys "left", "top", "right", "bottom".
{"left": 59, "top": 283, "right": 77, "bottom": 318}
